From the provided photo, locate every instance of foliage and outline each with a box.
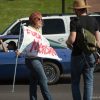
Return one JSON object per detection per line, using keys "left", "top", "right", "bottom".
{"left": 0, "top": 0, "right": 73, "bottom": 33}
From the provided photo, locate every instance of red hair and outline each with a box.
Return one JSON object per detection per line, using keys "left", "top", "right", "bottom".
{"left": 29, "top": 11, "right": 42, "bottom": 25}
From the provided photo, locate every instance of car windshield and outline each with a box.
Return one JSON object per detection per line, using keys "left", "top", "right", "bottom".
{"left": 2, "top": 20, "right": 29, "bottom": 35}
{"left": 1, "top": 21, "right": 16, "bottom": 35}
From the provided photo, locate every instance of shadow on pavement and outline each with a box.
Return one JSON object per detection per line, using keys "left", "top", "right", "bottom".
{"left": 0, "top": 75, "right": 71, "bottom": 85}
{"left": 56, "top": 75, "right": 71, "bottom": 85}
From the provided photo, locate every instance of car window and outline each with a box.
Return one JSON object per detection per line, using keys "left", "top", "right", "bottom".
{"left": 0, "top": 38, "right": 18, "bottom": 52}
{"left": 42, "top": 19, "right": 65, "bottom": 35}
{"left": 6, "top": 18, "right": 66, "bottom": 35}
{"left": 94, "top": 16, "right": 100, "bottom": 30}
{"left": 9, "top": 20, "right": 29, "bottom": 35}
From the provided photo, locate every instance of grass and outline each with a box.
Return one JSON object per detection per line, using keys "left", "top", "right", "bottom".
{"left": 0, "top": 0, "right": 73, "bottom": 33}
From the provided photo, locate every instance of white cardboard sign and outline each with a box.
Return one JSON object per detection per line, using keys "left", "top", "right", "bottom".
{"left": 19, "top": 26, "right": 61, "bottom": 60}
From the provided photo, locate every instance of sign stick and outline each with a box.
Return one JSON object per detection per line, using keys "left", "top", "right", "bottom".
{"left": 12, "top": 20, "right": 23, "bottom": 93}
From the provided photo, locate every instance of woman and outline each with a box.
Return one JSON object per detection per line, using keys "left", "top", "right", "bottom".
{"left": 17, "top": 11, "right": 52, "bottom": 100}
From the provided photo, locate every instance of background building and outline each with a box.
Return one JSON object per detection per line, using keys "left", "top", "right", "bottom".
{"left": 86, "top": 0, "right": 100, "bottom": 13}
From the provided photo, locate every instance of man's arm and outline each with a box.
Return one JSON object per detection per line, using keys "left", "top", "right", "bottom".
{"left": 66, "top": 31, "right": 76, "bottom": 49}
{"left": 95, "top": 31, "right": 100, "bottom": 48}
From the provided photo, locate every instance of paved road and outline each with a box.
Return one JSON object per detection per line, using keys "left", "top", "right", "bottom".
{"left": 0, "top": 72, "right": 100, "bottom": 100}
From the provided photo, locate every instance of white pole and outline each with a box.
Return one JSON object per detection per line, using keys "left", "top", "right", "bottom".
{"left": 12, "top": 20, "right": 23, "bottom": 93}
{"left": 12, "top": 55, "right": 18, "bottom": 93}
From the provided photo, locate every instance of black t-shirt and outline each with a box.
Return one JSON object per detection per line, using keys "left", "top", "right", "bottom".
{"left": 70, "top": 15, "right": 99, "bottom": 56}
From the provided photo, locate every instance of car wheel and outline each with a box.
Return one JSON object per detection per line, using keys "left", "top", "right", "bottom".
{"left": 43, "top": 62, "right": 60, "bottom": 85}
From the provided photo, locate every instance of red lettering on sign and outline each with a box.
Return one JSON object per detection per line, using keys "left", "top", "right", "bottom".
{"left": 38, "top": 43, "right": 57, "bottom": 56}
{"left": 30, "top": 40, "right": 39, "bottom": 52}
{"left": 49, "top": 47, "right": 57, "bottom": 56}
{"left": 39, "top": 44, "right": 45, "bottom": 54}
{"left": 31, "top": 31, "right": 37, "bottom": 37}
{"left": 26, "top": 28, "right": 41, "bottom": 40}
{"left": 26, "top": 29, "right": 31, "bottom": 34}
{"left": 29, "top": 42, "right": 57, "bottom": 56}
{"left": 36, "top": 34, "right": 41, "bottom": 40}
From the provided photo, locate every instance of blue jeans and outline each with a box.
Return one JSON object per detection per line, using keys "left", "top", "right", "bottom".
{"left": 25, "top": 58, "right": 52, "bottom": 100}
{"left": 71, "top": 53, "right": 95, "bottom": 100}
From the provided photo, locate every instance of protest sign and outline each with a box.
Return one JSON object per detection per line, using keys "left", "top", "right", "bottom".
{"left": 19, "top": 26, "right": 61, "bottom": 60}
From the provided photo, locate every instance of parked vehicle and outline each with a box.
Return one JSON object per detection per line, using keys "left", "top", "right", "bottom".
{"left": 0, "top": 13, "right": 100, "bottom": 84}
{"left": 0, "top": 35, "right": 72, "bottom": 84}
{"left": 0, "top": 14, "right": 73, "bottom": 46}
{"left": 1, "top": 13, "right": 100, "bottom": 46}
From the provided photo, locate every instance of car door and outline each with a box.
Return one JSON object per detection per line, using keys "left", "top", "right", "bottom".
{"left": 0, "top": 43, "right": 29, "bottom": 81}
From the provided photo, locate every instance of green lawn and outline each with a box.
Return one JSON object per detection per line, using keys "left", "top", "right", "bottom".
{"left": 0, "top": 0, "right": 73, "bottom": 33}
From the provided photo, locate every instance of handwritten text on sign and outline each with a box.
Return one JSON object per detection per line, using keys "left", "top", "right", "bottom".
{"left": 19, "top": 26, "right": 61, "bottom": 60}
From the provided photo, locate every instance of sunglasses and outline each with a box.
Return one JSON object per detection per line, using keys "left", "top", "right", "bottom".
{"left": 34, "top": 18, "right": 43, "bottom": 21}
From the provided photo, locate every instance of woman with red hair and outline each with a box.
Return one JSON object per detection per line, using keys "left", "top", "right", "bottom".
{"left": 25, "top": 11, "right": 52, "bottom": 100}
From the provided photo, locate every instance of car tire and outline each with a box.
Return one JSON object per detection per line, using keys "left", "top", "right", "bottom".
{"left": 43, "top": 62, "right": 60, "bottom": 85}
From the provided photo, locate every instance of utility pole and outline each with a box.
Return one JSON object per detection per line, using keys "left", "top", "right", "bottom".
{"left": 62, "top": 0, "right": 65, "bottom": 14}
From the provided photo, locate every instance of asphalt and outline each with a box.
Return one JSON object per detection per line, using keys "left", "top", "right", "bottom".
{"left": 0, "top": 72, "right": 100, "bottom": 100}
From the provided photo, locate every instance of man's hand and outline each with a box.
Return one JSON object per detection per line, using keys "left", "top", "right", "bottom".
{"left": 96, "top": 58, "right": 100, "bottom": 64}
{"left": 94, "top": 52, "right": 100, "bottom": 64}
{"left": 66, "top": 41, "right": 73, "bottom": 49}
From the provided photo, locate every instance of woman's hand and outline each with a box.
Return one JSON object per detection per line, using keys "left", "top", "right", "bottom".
{"left": 15, "top": 50, "right": 21, "bottom": 56}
